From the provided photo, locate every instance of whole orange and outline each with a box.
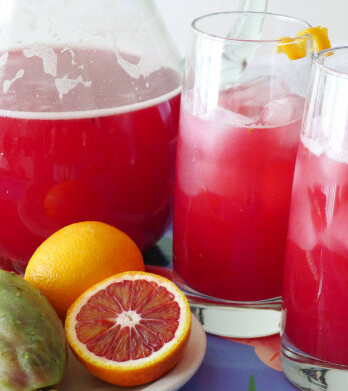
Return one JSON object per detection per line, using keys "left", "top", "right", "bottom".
{"left": 24, "top": 221, "right": 144, "bottom": 318}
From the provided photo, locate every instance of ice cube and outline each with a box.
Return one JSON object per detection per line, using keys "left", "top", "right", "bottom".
{"left": 216, "top": 105, "right": 253, "bottom": 128}
{"left": 260, "top": 95, "right": 305, "bottom": 127}
{"left": 316, "top": 151, "right": 348, "bottom": 187}
{"left": 287, "top": 187, "right": 318, "bottom": 251}
{"left": 178, "top": 92, "right": 255, "bottom": 196}
{"left": 261, "top": 99, "right": 293, "bottom": 126}
{"left": 325, "top": 204, "right": 348, "bottom": 256}
{"left": 203, "top": 162, "right": 239, "bottom": 198}
{"left": 302, "top": 115, "right": 329, "bottom": 157}
{"left": 219, "top": 75, "right": 290, "bottom": 118}
{"left": 303, "top": 115, "right": 348, "bottom": 165}
{"left": 176, "top": 153, "right": 205, "bottom": 196}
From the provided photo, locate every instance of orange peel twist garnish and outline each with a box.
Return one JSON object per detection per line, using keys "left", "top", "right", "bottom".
{"left": 275, "top": 26, "right": 331, "bottom": 60}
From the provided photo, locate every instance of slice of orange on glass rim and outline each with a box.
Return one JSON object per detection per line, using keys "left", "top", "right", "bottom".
{"left": 276, "top": 26, "right": 331, "bottom": 60}
{"left": 65, "top": 271, "right": 192, "bottom": 387}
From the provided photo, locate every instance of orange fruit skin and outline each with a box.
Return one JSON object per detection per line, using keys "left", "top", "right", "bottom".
{"left": 276, "top": 26, "right": 331, "bottom": 60}
{"left": 80, "top": 328, "right": 190, "bottom": 387}
{"left": 65, "top": 271, "right": 192, "bottom": 387}
{"left": 24, "top": 221, "right": 144, "bottom": 319}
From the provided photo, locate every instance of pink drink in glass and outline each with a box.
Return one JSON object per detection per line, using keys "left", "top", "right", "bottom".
{"left": 0, "top": 48, "right": 180, "bottom": 273}
{"left": 173, "top": 78, "right": 305, "bottom": 301}
{"left": 283, "top": 138, "right": 348, "bottom": 365}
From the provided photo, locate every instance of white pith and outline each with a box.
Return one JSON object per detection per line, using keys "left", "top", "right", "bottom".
{"left": 116, "top": 310, "right": 141, "bottom": 328}
{"left": 67, "top": 273, "right": 191, "bottom": 368}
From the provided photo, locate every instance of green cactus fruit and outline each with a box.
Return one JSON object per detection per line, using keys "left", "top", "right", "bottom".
{"left": 0, "top": 270, "right": 67, "bottom": 391}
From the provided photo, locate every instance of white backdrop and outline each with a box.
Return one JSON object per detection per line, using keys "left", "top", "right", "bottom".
{"left": 155, "top": 0, "right": 346, "bottom": 56}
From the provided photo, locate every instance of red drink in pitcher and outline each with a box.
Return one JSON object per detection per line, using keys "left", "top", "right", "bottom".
{"left": 0, "top": 48, "right": 180, "bottom": 273}
{"left": 283, "top": 137, "right": 348, "bottom": 365}
{"left": 173, "top": 78, "right": 304, "bottom": 301}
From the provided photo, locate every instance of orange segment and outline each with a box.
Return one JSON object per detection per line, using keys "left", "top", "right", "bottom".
{"left": 65, "top": 271, "right": 192, "bottom": 387}
{"left": 276, "top": 26, "right": 331, "bottom": 60}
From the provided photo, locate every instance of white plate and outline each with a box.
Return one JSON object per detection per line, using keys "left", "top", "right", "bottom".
{"left": 58, "top": 314, "right": 206, "bottom": 391}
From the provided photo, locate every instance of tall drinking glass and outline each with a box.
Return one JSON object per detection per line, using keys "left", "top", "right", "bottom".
{"left": 173, "top": 12, "right": 313, "bottom": 337}
{"left": 0, "top": 0, "right": 181, "bottom": 274}
{"left": 282, "top": 46, "right": 348, "bottom": 390}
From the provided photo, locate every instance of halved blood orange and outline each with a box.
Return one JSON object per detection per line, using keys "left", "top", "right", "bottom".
{"left": 65, "top": 271, "right": 192, "bottom": 387}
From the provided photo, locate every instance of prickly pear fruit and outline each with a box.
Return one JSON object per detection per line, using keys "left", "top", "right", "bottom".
{"left": 0, "top": 270, "right": 67, "bottom": 391}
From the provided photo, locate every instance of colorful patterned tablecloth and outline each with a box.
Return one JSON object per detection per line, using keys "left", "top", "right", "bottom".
{"left": 144, "top": 233, "right": 297, "bottom": 391}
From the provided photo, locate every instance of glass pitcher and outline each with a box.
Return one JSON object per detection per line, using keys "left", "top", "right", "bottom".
{"left": 0, "top": 0, "right": 182, "bottom": 273}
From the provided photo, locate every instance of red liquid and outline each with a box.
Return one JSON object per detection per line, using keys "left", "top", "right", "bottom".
{"left": 283, "top": 141, "right": 348, "bottom": 365}
{"left": 0, "top": 48, "right": 180, "bottom": 273}
{"left": 173, "top": 83, "right": 304, "bottom": 301}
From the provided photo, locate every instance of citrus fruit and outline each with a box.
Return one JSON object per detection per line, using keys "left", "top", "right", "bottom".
{"left": 24, "top": 221, "right": 144, "bottom": 319}
{"left": 44, "top": 180, "right": 103, "bottom": 225}
{"left": 276, "top": 26, "right": 331, "bottom": 60}
{"left": 65, "top": 271, "right": 191, "bottom": 387}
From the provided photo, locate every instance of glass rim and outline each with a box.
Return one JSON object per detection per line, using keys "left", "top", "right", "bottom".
{"left": 314, "top": 46, "right": 348, "bottom": 80}
{"left": 191, "top": 11, "right": 312, "bottom": 45}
